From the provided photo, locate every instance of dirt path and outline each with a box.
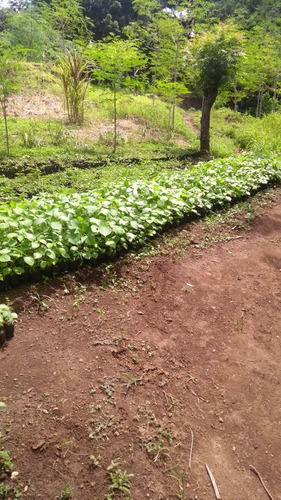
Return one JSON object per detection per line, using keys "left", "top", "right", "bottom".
{"left": 183, "top": 114, "right": 200, "bottom": 136}
{"left": 0, "top": 189, "right": 281, "bottom": 499}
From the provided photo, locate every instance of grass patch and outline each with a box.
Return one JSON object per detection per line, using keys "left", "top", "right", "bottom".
{"left": 205, "top": 108, "right": 281, "bottom": 157}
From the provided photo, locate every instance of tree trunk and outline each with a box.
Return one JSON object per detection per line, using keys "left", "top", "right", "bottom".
{"left": 113, "top": 82, "right": 117, "bottom": 153}
{"left": 273, "top": 73, "right": 278, "bottom": 113}
{"left": 256, "top": 81, "right": 263, "bottom": 118}
{"left": 1, "top": 96, "right": 10, "bottom": 156}
{"left": 233, "top": 80, "right": 238, "bottom": 112}
{"left": 200, "top": 88, "right": 217, "bottom": 156}
{"left": 171, "top": 33, "right": 180, "bottom": 134}
{"left": 152, "top": 48, "right": 159, "bottom": 107}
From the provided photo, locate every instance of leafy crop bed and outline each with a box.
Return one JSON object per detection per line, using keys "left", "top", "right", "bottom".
{"left": 0, "top": 154, "right": 280, "bottom": 287}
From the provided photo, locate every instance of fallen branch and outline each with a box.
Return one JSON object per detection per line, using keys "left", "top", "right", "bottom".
{"left": 250, "top": 465, "right": 275, "bottom": 500}
{"left": 205, "top": 464, "right": 221, "bottom": 499}
{"left": 188, "top": 428, "right": 194, "bottom": 469}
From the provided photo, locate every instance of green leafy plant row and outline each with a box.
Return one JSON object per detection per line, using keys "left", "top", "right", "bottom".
{"left": 0, "top": 154, "right": 280, "bottom": 284}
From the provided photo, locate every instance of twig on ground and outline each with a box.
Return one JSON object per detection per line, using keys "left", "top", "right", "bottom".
{"left": 186, "top": 385, "right": 207, "bottom": 402}
{"left": 250, "top": 465, "right": 275, "bottom": 500}
{"left": 186, "top": 375, "right": 197, "bottom": 384}
{"left": 226, "top": 235, "right": 244, "bottom": 241}
{"left": 205, "top": 464, "right": 221, "bottom": 499}
{"left": 189, "top": 428, "right": 194, "bottom": 469}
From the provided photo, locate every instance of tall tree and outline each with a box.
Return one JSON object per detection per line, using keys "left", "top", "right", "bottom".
{"left": 39, "top": 0, "right": 90, "bottom": 41}
{"left": 189, "top": 23, "right": 244, "bottom": 155}
{"left": 4, "top": 4, "right": 62, "bottom": 61}
{"left": 82, "top": 0, "right": 136, "bottom": 39}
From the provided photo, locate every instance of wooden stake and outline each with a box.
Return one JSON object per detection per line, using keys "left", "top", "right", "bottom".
{"left": 205, "top": 463, "right": 221, "bottom": 499}
{"left": 250, "top": 465, "right": 275, "bottom": 500}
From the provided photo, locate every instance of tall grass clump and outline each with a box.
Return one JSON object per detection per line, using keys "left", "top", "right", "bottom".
{"left": 234, "top": 113, "right": 281, "bottom": 155}
{"left": 204, "top": 108, "right": 281, "bottom": 157}
{"left": 58, "top": 50, "right": 89, "bottom": 125}
{"left": 0, "top": 118, "right": 72, "bottom": 157}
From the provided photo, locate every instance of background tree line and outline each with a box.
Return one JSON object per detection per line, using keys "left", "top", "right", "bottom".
{"left": 0, "top": 0, "right": 281, "bottom": 154}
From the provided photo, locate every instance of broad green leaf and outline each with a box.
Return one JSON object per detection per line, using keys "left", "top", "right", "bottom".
{"left": 0, "top": 254, "right": 11, "bottom": 262}
{"left": 99, "top": 225, "right": 112, "bottom": 237}
{"left": 23, "top": 256, "right": 35, "bottom": 266}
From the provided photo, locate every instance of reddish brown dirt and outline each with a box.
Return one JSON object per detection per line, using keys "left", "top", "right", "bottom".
{"left": 0, "top": 188, "right": 281, "bottom": 500}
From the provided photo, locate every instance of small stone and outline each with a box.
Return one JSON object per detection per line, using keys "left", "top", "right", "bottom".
{"left": 31, "top": 440, "right": 45, "bottom": 451}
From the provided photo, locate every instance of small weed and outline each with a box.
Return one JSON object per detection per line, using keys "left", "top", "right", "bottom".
{"left": 29, "top": 292, "right": 49, "bottom": 312}
{"left": 95, "top": 308, "right": 105, "bottom": 321}
{"left": 89, "top": 421, "right": 107, "bottom": 439}
{"left": 0, "top": 483, "right": 23, "bottom": 499}
{"left": 58, "top": 483, "right": 73, "bottom": 500}
{"left": 89, "top": 454, "right": 101, "bottom": 467}
{"left": 139, "top": 426, "right": 173, "bottom": 461}
{"left": 235, "top": 311, "right": 244, "bottom": 330}
{"left": 0, "top": 484, "right": 9, "bottom": 498}
{"left": 106, "top": 458, "right": 133, "bottom": 499}
{"left": 100, "top": 377, "right": 116, "bottom": 398}
{"left": 132, "top": 354, "right": 139, "bottom": 364}
{"left": 171, "top": 468, "right": 186, "bottom": 499}
{"left": 122, "top": 373, "right": 142, "bottom": 394}
{"left": 89, "top": 412, "right": 115, "bottom": 439}
{"left": 57, "top": 439, "right": 73, "bottom": 450}
{"left": 74, "top": 282, "right": 87, "bottom": 293}
{"left": 127, "top": 342, "right": 137, "bottom": 352}
{"left": 0, "top": 450, "right": 13, "bottom": 472}
{"left": 71, "top": 297, "right": 84, "bottom": 308}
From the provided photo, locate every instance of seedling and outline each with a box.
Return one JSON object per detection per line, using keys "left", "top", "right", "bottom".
{"left": 171, "top": 469, "right": 186, "bottom": 499}
{"left": 132, "top": 354, "right": 139, "bottom": 364}
{"left": 139, "top": 427, "right": 173, "bottom": 462}
{"left": 0, "top": 450, "right": 13, "bottom": 472}
{"left": 29, "top": 292, "right": 49, "bottom": 312}
{"left": 74, "top": 282, "right": 87, "bottom": 293}
{"left": 89, "top": 454, "right": 101, "bottom": 467}
{"left": 0, "top": 304, "right": 17, "bottom": 328}
{"left": 100, "top": 377, "right": 115, "bottom": 398}
{"left": 122, "top": 373, "right": 142, "bottom": 394}
{"left": 106, "top": 458, "right": 133, "bottom": 498}
{"left": 58, "top": 483, "right": 73, "bottom": 500}
{"left": 57, "top": 439, "right": 73, "bottom": 450}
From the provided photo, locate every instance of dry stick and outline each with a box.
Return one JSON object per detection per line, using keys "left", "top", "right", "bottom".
{"left": 226, "top": 235, "right": 244, "bottom": 241}
{"left": 205, "top": 464, "right": 221, "bottom": 500}
{"left": 250, "top": 465, "right": 275, "bottom": 500}
{"left": 189, "top": 428, "right": 194, "bottom": 469}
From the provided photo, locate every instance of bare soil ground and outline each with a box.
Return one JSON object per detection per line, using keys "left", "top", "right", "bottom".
{"left": 0, "top": 187, "right": 281, "bottom": 500}
{"left": 8, "top": 93, "right": 191, "bottom": 146}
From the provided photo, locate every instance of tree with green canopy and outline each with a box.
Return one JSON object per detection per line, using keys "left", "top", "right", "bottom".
{"left": 88, "top": 37, "right": 146, "bottom": 152}
{"left": 189, "top": 22, "right": 244, "bottom": 155}
{"left": 39, "top": 0, "right": 91, "bottom": 42}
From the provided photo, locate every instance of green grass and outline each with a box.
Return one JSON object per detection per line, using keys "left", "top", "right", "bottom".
{"left": 0, "top": 118, "right": 72, "bottom": 159}
{"left": 87, "top": 86, "right": 196, "bottom": 139}
{"left": 199, "top": 108, "right": 281, "bottom": 157}
{"left": 2, "top": 61, "right": 281, "bottom": 162}
{"left": 0, "top": 156, "right": 192, "bottom": 203}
